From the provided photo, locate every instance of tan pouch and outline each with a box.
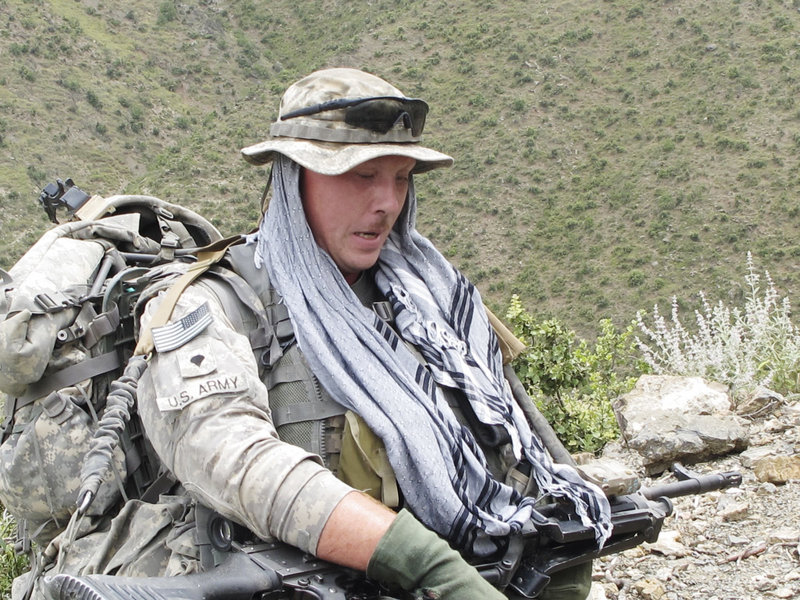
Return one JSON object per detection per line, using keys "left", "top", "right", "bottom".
{"left": 338, "top": 411, "right": 399, "bottom": 508}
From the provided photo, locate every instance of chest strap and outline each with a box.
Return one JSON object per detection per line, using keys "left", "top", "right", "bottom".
{"left": 271, "top": 400, "right": 350, "bottom": 428}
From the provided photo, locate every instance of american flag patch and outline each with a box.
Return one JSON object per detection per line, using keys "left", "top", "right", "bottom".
{"left": 152, "top": 302, "right": 212, "bottom": 353}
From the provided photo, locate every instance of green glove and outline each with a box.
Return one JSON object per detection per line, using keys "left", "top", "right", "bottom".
{"left": 367, "top": 509, "right": 506, "bottom": 600}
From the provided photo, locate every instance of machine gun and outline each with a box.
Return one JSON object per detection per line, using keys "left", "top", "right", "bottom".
{"left": 476, "top": 465, "right": 742, "bottom": 597}
{"left": 43, "top": 466, "right": 741, "bottom": 600}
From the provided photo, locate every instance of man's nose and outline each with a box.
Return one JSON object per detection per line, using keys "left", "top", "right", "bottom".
{"left": 372, "top": 179, "right": 403, "bottom": 214}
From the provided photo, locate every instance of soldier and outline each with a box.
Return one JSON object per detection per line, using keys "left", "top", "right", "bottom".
{"left": 18, "top": 67, "right": 610, "bottom": 600}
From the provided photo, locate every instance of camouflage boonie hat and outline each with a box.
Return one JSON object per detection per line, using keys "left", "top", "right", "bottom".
{"left": 241, "top": 68, "right": 453, "bottom": 175}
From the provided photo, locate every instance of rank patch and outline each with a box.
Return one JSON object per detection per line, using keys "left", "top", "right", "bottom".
{"left": 177, "top": 343, "right": 216, "bottom": 378}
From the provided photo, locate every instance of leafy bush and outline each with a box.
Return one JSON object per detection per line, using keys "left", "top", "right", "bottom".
{"left": 157, "top": 1, "right": 178, "bottom": 25}
{"left": 505, "top": 295, "right": 640, "bottom": 454}
{"left": 635, "top": 252, "right": 800, "bottom": 403}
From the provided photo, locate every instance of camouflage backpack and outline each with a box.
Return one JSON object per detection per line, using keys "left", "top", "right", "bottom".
{"left": 0, "top": 179, "right": 223, "bottom": 547}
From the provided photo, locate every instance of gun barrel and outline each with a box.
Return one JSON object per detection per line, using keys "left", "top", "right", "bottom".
{"left": 640, "top": 471, "right": 742, "bottom": 500}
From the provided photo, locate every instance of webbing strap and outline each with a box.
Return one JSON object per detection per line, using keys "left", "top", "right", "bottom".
{"left": 134, "top": 236, "right": 243, "bottom": 356}
{"left": 271, "top": 399, "right": 348, "bottom": 428}
{"left": 0, "top": 396, "right": 18, "bottom": 444}
{"left": 82, "top": 302, "right": 121, "bottom": 349}
{"left": 18, "top": 350, "right": 122, "bottom": 405}
{"left": 486, "top": 307, "right": 527, "bottom": 364}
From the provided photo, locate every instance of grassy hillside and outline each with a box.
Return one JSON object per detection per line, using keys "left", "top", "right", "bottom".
{"left": 2, "top": 0, "right": 799, "bottom": 337}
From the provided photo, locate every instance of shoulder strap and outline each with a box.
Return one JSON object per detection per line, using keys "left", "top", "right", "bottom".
{"left": 227, "top": 243, "right": 295, "bottom": 346}
{"left": 199, "top": 265, "right": 282, "bottom": 366}
{"left": 485, "top": 307, "right": 527, "bottom": 364}
{"left": 134, "top": 235, "right": 243, "bottom": 356}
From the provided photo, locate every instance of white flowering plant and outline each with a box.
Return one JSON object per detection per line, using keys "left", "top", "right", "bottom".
{"left": 636, "top": 252, "right": 800, "bottom": 403}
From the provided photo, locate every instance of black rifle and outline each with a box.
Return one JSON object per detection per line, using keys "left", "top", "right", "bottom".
{"left": 44, "top": 467, "right": 741, "bottom": 600}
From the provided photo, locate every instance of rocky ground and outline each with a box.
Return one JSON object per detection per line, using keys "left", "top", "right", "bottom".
{"left": 589, "top": 399, "right": 800, "bottom": 600}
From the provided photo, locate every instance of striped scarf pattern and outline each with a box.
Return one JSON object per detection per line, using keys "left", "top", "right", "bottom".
{"left": 253, "top": 155, "right": 611, "bottom": 554}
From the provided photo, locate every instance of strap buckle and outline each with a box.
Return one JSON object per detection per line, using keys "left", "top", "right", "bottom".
{"left": 34, "top": 291, "right": 79, "bottom": 313}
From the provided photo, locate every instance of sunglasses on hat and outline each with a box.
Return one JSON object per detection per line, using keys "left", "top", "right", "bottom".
{"left": 280, "top": 96, "right": 429, "bottom": 137}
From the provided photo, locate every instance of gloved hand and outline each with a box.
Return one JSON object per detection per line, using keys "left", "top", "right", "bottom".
{"left": 367, "top": 509, "right": 506, "bottom": 600}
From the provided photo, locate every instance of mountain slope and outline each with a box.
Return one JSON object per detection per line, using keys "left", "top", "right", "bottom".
{"left": 2, "top": 0, "right": 798, "bottom": 336}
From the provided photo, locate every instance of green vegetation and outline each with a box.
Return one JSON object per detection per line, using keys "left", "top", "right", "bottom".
{"left": 0, "top": 510, "right": 27, "bottom": 597}
{"left": 506, "top": 251, "right": 800, "bottom": 453}
{"left": 506, "top": 296, "right": 641, "bottom": 454}
{"left": 2, "top": 0, "right": 799, "bottom": 340}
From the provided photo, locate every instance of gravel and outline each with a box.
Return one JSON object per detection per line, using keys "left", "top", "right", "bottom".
{"left": 589, "top": 400, "right": 800, "bottom": 600}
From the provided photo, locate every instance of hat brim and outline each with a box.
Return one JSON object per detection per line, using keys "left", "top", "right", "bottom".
{"left": 240, "top": 138, "right": 453, "bottom": 175}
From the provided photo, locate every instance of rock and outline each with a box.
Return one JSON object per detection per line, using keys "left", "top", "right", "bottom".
{"left": 762, "top": 417, "right": 792, "bottom": 434}
{"left": 587, "top": 582, "right": 607, "bottom": 600}
{"left": 654, "top": 566, "right": 673, "bottom": 582}
{"left": 613, "top": 375, "right": 748, "bottom": 473}
{"left": 573, "top": 456, "right": 641, "bottom": 496}
{"left": 767, "top": 527, "right": 800, "bottom": 543}
{"left": 736, "top": 387, "right": 784, "bottom": 417}
{"left": 719, "top": 501, "right": 749, "bottom": 521}
{"left": 769, "top": 588, "right": 796, "bottom": 599}
{"left": 632, "top": 577, "right": 666, "bottom": 599}
{"left": 616, "top": 375, "right": 732, "bottom": 421}
{"left": 753, "top": 574, "right": 777, "bottom": 591}
{"left": 753, "top": 454, "right": 800, "bottom": 483}
{"left": 643, "top": 530, "right": 689, "bottom": 557}
{"left": 600, "top": 582, "right": 619, "bottom": 598}
{"left": 740, "top": 446, "right": 775, "bottom": 467}
{"left": 786, "top": 570, "right": 800, "bottom": 581}
{"left": 755, "top": 481, "right": 779, "bottom": 494}
{"left": 728, "top": 534, "right": 749, "bottom": 545}
{"left": 622, "top": 545, "right": 647, "bottom": 559}
{"left": 625, "top": 414, "right": 748, "bottom": 474}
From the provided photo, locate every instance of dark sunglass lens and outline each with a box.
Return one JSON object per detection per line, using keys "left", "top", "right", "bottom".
{"left": 345, "top": 99, "right": 400, "bottom": 134}
{"left": 345, "top": 99, "right": 428, "bottom": 136}
{"left": 406, "top": 100, "right": 427, "bottom": 136}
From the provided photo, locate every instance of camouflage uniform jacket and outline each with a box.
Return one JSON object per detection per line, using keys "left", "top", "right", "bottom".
{"left": 136, "top": 259, "right": 354, "bottom": 556}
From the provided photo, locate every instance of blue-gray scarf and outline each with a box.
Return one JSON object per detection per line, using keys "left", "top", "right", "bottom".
{"left": 252, "top": 156, "right": 611, "bottom": 555}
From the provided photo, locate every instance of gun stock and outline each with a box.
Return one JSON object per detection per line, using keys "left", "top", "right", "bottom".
{"left": 44, "top": 542, "right": 380, "bottom": 600}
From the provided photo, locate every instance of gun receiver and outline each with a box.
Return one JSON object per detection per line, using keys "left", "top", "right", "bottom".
{"left": 483, "top": 463, "right": 743, "bottom": 598}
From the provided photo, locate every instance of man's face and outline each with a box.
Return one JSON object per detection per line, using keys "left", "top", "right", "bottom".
{"left": 300, "top": 155, "right": 416, "bottom": 283}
